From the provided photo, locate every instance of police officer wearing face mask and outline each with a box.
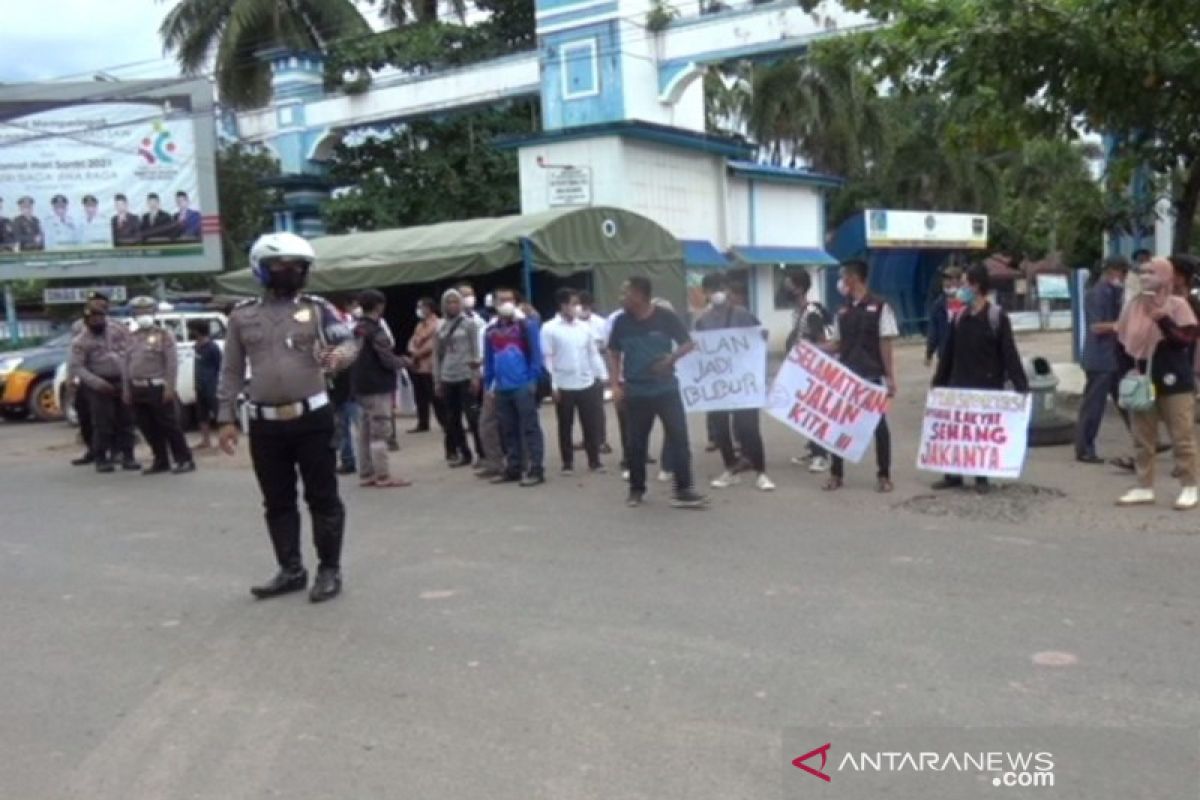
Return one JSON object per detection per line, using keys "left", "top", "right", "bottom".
{"left": 217, "top": 233, "right": 360, "bottom": 603}
{"left": 69, "top": 298, "right": 139, "bottom": 472}
{"left": 124, "top": 296, "right": 195, "bottom": 475}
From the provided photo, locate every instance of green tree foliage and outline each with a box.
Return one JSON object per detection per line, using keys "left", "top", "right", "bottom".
{"left": 216, "top": 144, "right": 281, "bottom": 271}
{"left": 159, "top": 0, "right": 373, "bottom": 109}
{"left": 322, "top": 102, "right": 536, "bottom": 233}
{"left": 838, "top": 0, "right": 1200, "bottom": 251}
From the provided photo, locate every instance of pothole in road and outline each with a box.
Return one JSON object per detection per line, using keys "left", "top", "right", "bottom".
{"left": 895, "top": 484, "right": 1067, "bottom": 524}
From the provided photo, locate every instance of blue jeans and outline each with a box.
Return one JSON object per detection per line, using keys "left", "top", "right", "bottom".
{"left": 496, "top": 383, "right": 544, "bottom": 476}
{"left": 334, "top": 401, "right": 360, "bottom": 468}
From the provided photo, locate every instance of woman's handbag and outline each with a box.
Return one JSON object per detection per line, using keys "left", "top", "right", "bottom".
{"left": 1118, "top": 354, "right": 1156, "bottom": 412}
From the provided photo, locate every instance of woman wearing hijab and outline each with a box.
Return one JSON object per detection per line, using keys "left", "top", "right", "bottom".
{"left": 1115, "top": 257, "right": 1200, "bottom": 509}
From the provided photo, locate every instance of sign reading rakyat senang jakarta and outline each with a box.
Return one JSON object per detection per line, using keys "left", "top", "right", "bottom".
{"left": 0, "top": 80, "right": 220, "bottom": 280}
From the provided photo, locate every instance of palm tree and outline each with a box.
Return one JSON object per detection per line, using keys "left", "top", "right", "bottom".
{"left": 744, "top": 54, "right": 885, "bottom": 177}
{"left": 372, "top": 0, "right": 467, "bottom": 26}
{"left": 159, "top": 0, "right": 374, "bottom": 109}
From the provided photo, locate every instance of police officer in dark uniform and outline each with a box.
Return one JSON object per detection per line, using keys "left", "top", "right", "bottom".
{"left": 124, "top": 296, "right": 195, "bottom": 475}
{"left": 12, "top": 196, "right": 43, "bottom": 251}
{"left": 69, "top": 299, "right": 139, "bottom": 472}
{"left": 68, "top": 292, "right": 111, "bottom": 465}
{"left": 0, "top": 197, "right": 14, "bottom": 251}
{"left": 217, "top": 232, "right": 359, "bottom": 603}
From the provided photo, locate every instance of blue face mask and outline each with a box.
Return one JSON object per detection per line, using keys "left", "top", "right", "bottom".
{"left": 956, "top": 286, "right": 977, "bottom": 305}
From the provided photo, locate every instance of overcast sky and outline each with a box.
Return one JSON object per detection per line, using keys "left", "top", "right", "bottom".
{"left": 0, "top": 1, "right": 391, "bottom": 84}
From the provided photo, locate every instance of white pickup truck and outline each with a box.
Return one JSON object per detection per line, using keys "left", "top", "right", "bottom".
{"left": 56, "top": 307, "right": 229, "bottom": 426}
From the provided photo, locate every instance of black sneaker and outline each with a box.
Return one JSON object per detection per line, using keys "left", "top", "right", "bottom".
{"left": 671, "top": 490, "right": 708, "bottom": 509}
{"left": 336, "top": 464, "right": 357, "bottom": 475}
{"left": 95, "top": 462, "right": 115, "bottom": 474}
{"left": 172, "top": 461, "right": 197, "bottom": 474}
{"left": 71, "top": 452, "right": 95, "bottom": 466}
{"left": 626, "top": 491, "right": 644, "bottom": 508}
{"left": 561, "top": 465, "right": 575, "bottom": 476}
{"left": 120, "top": 459, "right": 142, "bottom": 472}
{"left": 142, "top": 463, "right": 171, "bottom": 476}
{"left": 490, "top": 472, "right": 521, "bottom": 484}
{"left": 589, "top": 464, "right": 607, "bottom": 474}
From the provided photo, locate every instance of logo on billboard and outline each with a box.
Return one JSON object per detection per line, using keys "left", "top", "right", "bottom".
{"left": 138, "top": 121, "right": 179, "bottom": 165}
{"left": 792, "top": 742, "right": 833, "bottom": 783}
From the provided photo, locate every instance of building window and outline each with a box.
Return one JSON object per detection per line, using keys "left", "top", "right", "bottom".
{"left": 560, "top": 39, "right": 600, "bottom": 100}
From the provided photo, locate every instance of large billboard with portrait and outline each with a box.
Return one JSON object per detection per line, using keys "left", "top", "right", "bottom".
{"left": 0, "top": 79, "right": 220, "bottom": 280}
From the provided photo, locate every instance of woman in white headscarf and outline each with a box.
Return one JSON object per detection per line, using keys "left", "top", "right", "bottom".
{"left": 1115, "top": 257, "right": 1200, "bottom": 508}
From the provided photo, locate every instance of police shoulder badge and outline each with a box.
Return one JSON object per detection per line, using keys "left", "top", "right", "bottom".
{"left": 294, "top": 308, "right": 313, "bottom": 323}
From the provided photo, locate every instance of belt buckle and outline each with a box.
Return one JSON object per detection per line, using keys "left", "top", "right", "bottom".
{"left": 276, "top": 403, "right": 301, "bottom": 421}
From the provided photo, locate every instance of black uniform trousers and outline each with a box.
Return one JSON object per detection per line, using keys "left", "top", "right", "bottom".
{"left": 555, "top": 381, "right": 604, "bottom": 469}
{"left": 248, "top": 405, "right": 345, "bottom": 571}
{"left": 1075, "top": 369, "right": 1129, "bottom": 458}
{"left": 131, "top": 385, "right": 192, "bottom": 467}
{"left": 75, "top": 385, "right": 94, "bottom": 454}
{"left": 88, "top": 379, "right": 135, "bottom": 463}
{"left": 710, "top": 409, "right": 765, "bottom": 473}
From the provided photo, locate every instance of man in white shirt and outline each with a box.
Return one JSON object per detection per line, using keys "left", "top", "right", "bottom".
{"left": 577, "top": 291, "right": 612, "bottom": 453}
{"left": 541, "top": 288, "right": 607, "bottom": 474}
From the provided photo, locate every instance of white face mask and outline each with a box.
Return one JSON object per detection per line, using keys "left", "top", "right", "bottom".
{"left": 710, "top": 291, "right": 728, "bottom": 306}
{"left": 135, "top": 315, "right": 154, "bottom": 330}
{"left": 483, "top": 293, "right": 494, "bottom": 309}
{"left": 416, "top": 307, "right": 427, "bottom": 320}
{"left": 836, "top": 278, "right": 849, "bottom": 297}
{"left": 497, "top": 301, "right": 516, "bottom": 318}
{"left": 571, "top": 304, "right": 585, "bottom": 318}
{"left": 463, "top": 295, "right": 477, "bottom": 310}
{"left": 350, "top": 307, "right": 363, "bottom": 319}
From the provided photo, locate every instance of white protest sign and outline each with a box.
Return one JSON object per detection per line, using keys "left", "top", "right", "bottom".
{"left": 916, "top": 388, "right": 1032, "bottom": 479}
{"left": 766, "top": 340, "right": 889, "bottom": 462}
{"left": 675, "top": 326, "right": 767, "bottom": 412}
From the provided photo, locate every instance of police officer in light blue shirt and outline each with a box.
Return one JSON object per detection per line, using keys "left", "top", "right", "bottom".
{"left": 44, "top": 194, "right": 80, "bottom": 250}
{"left": 78, "top": 195, "right": 114, "bottom": 248}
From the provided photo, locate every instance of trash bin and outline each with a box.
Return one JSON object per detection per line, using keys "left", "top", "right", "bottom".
{"left": 1024, "top": 357, "right": 1075, "bottom": 447}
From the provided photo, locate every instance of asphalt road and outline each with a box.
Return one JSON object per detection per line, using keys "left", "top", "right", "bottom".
{"left": 1, "top": 334, "right": 1197, "bottom": 799}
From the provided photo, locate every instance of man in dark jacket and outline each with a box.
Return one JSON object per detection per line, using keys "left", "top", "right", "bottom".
{"left": 352, "top": 290, "right": 409, "bottom": 487}
{"left": 1075, "top": 256, "right": 1131, "bottom": 463}
{"left": 925, "top": 266, "right": 964, "bottom": 366}
{"left": 932, "top": 263, "right": 1029, "bottom": 492}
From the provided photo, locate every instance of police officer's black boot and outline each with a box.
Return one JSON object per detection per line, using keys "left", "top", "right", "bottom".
{"left": 71, "top": 451, "right": 95, "bottom": 466}
{"left": 309, "top": 509, "right": 345, "bottom": 603}
{"left": 309, "top": 566, "right": 342, "bottom": 603}
{"left": 250, "top": 567, "right": 308, "bottom": 599}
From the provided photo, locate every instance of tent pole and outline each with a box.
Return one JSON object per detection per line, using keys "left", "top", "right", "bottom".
{"left": 519, "top": 237, "right": 534, "bottom": 303}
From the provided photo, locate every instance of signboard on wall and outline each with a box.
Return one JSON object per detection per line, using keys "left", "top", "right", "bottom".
{"left": 865, "top": 210, "right": 988, "bottom": 250}
{"left": 547, "top": 167, "right": 592, "bottom": 207}
{"left": 44, "top": 286, "right": 126, "bottom": 304}
{"left": 1036, "top": 273, "right": 1070, "bottom": 300}
{"left": 0, "top": 79, "right": 220, "bottom": 280}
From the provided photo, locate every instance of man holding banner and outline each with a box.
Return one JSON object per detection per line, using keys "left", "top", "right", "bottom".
{"left": 825, "top": 260, "right": 898, "bottom": 493}
{"left": 928, "top": 264, "right": 1029, "bottom": 492}
{"left": 693, "top": 273, "right": 775, "bottom": 492}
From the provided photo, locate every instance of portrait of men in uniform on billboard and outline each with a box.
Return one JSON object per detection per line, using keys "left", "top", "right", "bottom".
{"left": 173, "top": 191, "right": 201, "bottom": 242}
{"left": 112, "top": 194, "right": 141, "bottom": 247}
{"left": 0, "top": 198, "right": 13, "bottom": 252}
{"left": 13, "top": 196, "right": 44, "bottom": 251}
{"left": 45, "top": 194, "right": 80, "bottom": 250}
{"left": 140, "top": 193, "right": 175, "bottom": 244}
{"left": 79, "top": 195, "right": 114, "bottom": 248}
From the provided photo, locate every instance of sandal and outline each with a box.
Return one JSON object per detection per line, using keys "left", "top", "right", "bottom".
{"left": 823, "top": 476, "right": 843, "bottom": 492}
{"left": 372, "top": 477, "right": 412, "bottom": 488}
{"left": 876, "top": 477, "right": 894, "bottom": 493}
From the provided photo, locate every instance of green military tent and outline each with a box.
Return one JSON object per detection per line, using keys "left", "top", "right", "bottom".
{"left": 216, "top": 206, "right": 686, "bottom": 312}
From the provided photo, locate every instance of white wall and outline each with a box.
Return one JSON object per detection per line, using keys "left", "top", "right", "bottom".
{"left": 617, "top": 140, "right": 725, "bottom": 241}
{"left": 517, "top": 138, "right": 626, "bottom": 213}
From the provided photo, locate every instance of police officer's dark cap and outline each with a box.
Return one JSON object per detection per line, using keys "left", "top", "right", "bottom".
{"left": 51, "top": 194, "right": 68, "bottom": 205}
{"left": 82, "top": 194, "right": 98, "bottom": 205}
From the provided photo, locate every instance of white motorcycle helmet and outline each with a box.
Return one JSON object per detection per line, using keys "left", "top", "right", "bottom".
{"left": 250, "top": 232, "right": 316, "bottom": 286}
